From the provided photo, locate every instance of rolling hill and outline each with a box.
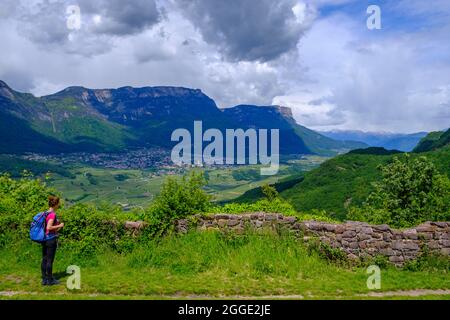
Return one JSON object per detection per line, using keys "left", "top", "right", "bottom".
{"left": 235, "top": 129, "right": 450, "bottom": 220}
{"left": 413, "top": 129, "right": 450, "bottom": 153}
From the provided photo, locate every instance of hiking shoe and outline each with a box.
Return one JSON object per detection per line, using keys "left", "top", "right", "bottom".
{"left": 41, "top": 278, "right": 49, "bottom": 286}
{"left": 47, "top": 278, "right": 60, "bottom": 286}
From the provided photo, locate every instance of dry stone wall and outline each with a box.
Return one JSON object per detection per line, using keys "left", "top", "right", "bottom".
{"left": 175, "top": 213, "right": 450, "bottom": 265}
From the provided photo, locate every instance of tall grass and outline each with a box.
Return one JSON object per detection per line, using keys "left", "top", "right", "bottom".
{"left": 1, "top": 230, "right": 449, "bottom": 298}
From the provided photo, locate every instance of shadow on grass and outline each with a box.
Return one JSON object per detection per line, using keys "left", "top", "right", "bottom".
{"left": 53, "top": 271, "right": 69, "bottom": 281}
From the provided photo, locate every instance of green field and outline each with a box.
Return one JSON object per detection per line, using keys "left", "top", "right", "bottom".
{"left": 42, "top": 156, "right": 327, "bottom": 208}
{"left": 48, "top": 167, "right": 165, "bottom": 208}
{"left": 1, "top": 232, "right": 449, "bottom": 300}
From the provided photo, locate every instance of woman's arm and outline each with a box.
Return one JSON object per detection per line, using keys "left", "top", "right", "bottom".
{"left": 46, "top": 219, "right": 64, "bottom": 232}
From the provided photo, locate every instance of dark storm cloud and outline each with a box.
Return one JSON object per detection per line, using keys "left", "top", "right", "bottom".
{"left": 17, "top": 1, "right": 70, "bottom": 45}
{"left": 175, "top": 0, "right": 312, "bottom": 62}
{"left": 16, "top": 0, "right": 162, "bottom": 48}
{"left": 78, "top": 0, "right": 162, "bottom": 36}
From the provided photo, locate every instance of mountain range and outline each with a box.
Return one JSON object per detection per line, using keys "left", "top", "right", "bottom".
{"left": 0, "top": 80, "right": 366, "bottom": 156}
{"left": 319, "top": 130, "right": 428, "bottom": 152}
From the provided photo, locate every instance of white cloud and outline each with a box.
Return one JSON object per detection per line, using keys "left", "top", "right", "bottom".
{"left": 0, "top": 0, "right": 449, "bottom": 133}
{"left": 273, "top": 91, "right": 345, "bottom": 127}
{"left": 273, "top": 13, "right": 450, "bottom": 132}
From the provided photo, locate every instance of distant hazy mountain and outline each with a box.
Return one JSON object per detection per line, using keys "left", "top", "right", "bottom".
{"left": 319, "top": 130, "right": 428, "bottom": 152}
{"left": 0, "top": 80, "right": 365, "bottom": 156}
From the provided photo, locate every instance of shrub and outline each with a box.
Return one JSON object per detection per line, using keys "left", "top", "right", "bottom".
{"left": 0, "top": 173, "right": 59, "bottom": 243}
{"left": 307, "top": 239, "right": 348, "bottom": 266}
{"left": 297, "top": 209, "right": 338, "bottom": 223}
{"left": 142, "top": 172, "right": 212, "bottom": 237}
{"left": 261, "top": 183, "right": 278, "bottom": 201}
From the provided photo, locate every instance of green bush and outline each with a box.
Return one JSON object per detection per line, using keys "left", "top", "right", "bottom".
{"left": 307, "top": 239, "right": 348, "bottom": 266}
{"left": 141, "top": 172, "right": 212, "bottom": 237}
{"left": 0, "top": 173, "right": 59, "bottom": 243}
{"left": 261, "top": 183, "right": 278, "bottom": 201}
{"left": 403, "top": 253, "right": 450, "bottom": 272}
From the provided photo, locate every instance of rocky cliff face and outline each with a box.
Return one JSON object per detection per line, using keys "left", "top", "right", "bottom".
{"left": 173, "top": 213, "right": 450, "bottom": 266}
{"left": 0, "top": 79, "right": 368, "bottom": 155}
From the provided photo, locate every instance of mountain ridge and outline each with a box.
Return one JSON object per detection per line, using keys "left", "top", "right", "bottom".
{"left": 0, "top": 80, "right": 365, "bottom": 156}
{"left": 319, "top": 129, "right": 428, "bottom": 152}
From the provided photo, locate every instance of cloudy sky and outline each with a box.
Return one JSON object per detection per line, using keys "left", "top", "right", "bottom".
{"left": 0, "top": 0, "right": 449, "bottom": 133}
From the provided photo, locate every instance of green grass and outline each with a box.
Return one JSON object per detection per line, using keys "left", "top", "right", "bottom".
{"left": 1, "top": 231, "right": 449, "bottom": 300}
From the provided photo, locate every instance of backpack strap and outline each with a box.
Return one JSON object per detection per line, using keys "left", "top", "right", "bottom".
{"left": 43, "top": 210, "right": 50, "bottom": 236}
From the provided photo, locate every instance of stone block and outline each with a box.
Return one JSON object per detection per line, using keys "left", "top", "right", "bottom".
{"left": 265, "top": 214, "right": 277, "bottom": 221}
{"left": 403, "top": 229, "right": 418, "bottom": 240}
{"left": 335, "top": 225, "right": 346, "bottom": 234}
{"left": 358, "top": 233, "right": 372, "bottom": 241}
{"left": 416, "top": 223, "right": 435, "bottom": 233}
{"left": 215, "top": 214, "right": 230, "bottom": 220}
{"left": 217, "top": 219, "right": 227, "bottom": 227}
{"left": 373, "top": 224, "right": 390, "bottom": 232}
{"left": 389, "top": 256, "right": 404, "bottom": 263}
{"left": 227, "top": 220, "right": 240, "bottom": 227}
{"left": 342, "top": 230, "right": 356, "bottom": 238}
{"left": 439, "top": 240, "right": 450, "bottom": 247}
{"left": 427, "top": 241, "right": 440, "bottom": 250}
{"left": 430, "top": 222, "right": 448, "bottom": 228}
{"left": 380, "top": 248, "right": 395, "bottom": 256}
{"left": 347, "top": 241, "right": 359, "bottom": 249}
{"left": 418, "top": 233, "right": 433, "bottom": 240}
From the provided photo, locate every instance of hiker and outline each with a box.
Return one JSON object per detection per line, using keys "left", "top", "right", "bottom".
{"left": 41, "top": 196, "right": 64, "bottom": 286}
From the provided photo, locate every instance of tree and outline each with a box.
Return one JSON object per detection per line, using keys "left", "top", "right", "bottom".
{"left": 261, "top": 183, "right": 278, "bottom": 201}
{"left": 144, "top": 171, "right": 212, "bottom": 236}
{"left": 348, "top": 154, "right": 450, "bottom": 227}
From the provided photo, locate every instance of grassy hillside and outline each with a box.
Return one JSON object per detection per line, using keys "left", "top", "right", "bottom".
{"left": 0, "top": 155, "right": 74, "bottom": 178}
{"left": 279, "top": 144, "right": 450, "bottom": 219}
{"left": 414, "top": 129, "right": 450, "bottom": 153}
{"left": 228, "top": 174, "right": 304, "bottom": 204}
{"left": 281, "top": 153, "right": 391, "bottom": 219}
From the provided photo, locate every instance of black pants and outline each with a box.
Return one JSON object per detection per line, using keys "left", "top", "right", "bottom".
{"left": 41, "top": 238, "right": 57, "bottom": 279}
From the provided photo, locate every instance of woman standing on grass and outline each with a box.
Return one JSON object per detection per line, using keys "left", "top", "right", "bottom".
{"left": 41, "top": 196, "right": 64, "bottom": 286}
